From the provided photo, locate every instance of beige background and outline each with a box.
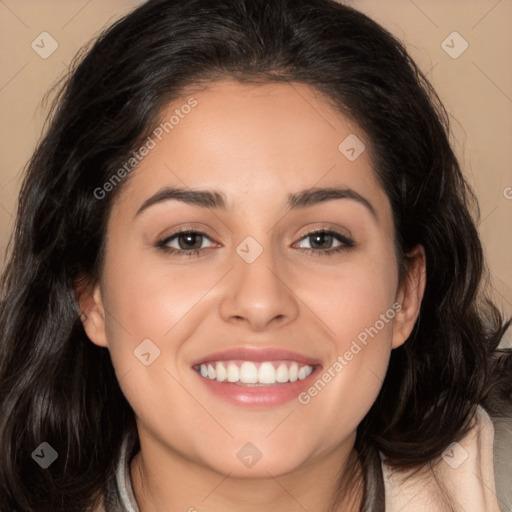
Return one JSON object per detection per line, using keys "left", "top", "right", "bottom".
{"left": 0, "top": 0, "right": 511, "bottom": 344}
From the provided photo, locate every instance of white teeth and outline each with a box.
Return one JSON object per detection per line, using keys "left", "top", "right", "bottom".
{"left": 215, "top": 362, "right": 227, "bottom": 382}
{"left": 289, "top": 362, "right": 299, "bottom": 382}
{"left": 258, "top": 362, "right": 276, "bottom": 384}
{"left": 239, "top": 362, "right": 258, "bottom": 383}
{"left": 227, "top": 363, "right": 239, "bottom": 382}
{"left": 276, "top": 363, "right": 289, "bottom": 383}
{"left": 198, "top": 361, "right": 315, "bottom": 385}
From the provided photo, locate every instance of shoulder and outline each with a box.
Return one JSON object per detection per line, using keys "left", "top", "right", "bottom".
{"left": 382, "top": 406, "right": 504, "bottom": 512}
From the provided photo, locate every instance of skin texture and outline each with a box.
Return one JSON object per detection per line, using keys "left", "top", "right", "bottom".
{"left": 78, "top": 80, "right": 426, "bottom": 512}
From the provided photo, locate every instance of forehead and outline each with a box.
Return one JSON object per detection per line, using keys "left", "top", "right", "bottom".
{"left": 112, "top": 79, "right": 389, "bottom": 220}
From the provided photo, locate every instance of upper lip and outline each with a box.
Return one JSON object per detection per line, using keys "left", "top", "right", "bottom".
{"left": 191, "top": 346, "right": 322, "bottom": 367}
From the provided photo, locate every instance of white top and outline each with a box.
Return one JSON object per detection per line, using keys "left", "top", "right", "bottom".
{"left": 383, "top": 406, "right": 504, "bottom": 511}
{"left": 112, "top": 406, "right": 510, "bottom": 511}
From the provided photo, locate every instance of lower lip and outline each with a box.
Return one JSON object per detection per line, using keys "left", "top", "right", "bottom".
{"left": 193, "top": 367, "right": 320, "bottom": 407}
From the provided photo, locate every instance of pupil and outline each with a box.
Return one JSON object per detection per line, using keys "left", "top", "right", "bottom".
{"left": 180, "top": 234, "right": 201, "bottom": 250}
{"left": 311, "top": 233, "right": 331, "bottom": 249}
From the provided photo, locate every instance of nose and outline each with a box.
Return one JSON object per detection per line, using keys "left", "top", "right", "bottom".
{"left": 219, "top": 241, "right": 300, "bottom": 331}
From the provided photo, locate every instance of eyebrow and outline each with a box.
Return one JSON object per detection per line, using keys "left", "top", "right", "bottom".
{"left": 134, "top": 186, "right": 377, "bottom": 221}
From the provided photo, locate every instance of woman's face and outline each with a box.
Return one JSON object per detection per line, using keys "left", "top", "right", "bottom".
{"left": 81, "top": 80, "right": 424, "bottom": 479}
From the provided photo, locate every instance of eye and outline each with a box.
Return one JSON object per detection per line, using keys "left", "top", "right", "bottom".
{"left": 295, "top": 229, "right": 354, "bottom": 256}
{"left": 156, "top": 229, "right": 216, "bottom": 257}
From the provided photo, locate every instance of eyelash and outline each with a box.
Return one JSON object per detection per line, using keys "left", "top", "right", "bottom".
{"left": 156, "top": 227, "right": 355, "bottom": 258}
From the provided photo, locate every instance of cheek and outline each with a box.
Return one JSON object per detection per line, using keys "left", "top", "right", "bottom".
{"left": 297, "top": 302, "right": 395, "bottom": 446}
{"left": 102, "top": 252, "right": 208, "bottom": 341}
{"left": 299, "top": 343, "right": 391, "bottom": 447}
{"left": 99, "top": 251, "right": 231, "bottom": 393}
{"left": 301, "top": 249, "right": 398, "bottom": 343}
{"left": 295, "top": 251, "right": 398, "bottom": 428}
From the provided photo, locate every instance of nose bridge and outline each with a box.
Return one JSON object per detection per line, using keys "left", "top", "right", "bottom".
{"left": 235, "top": 233, "right": 283, "bottom": 299}
{"left": 236, "top": 234, "right": 282, "bottom": 291}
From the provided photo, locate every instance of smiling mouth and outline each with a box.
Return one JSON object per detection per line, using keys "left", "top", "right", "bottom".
{"left": 193, "top": 360, "right": 316, "bottom": 386}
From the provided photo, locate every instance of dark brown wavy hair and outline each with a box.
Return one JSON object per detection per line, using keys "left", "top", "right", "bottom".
{"left": 0, "top": 0, "right": 510, "bottom": 510}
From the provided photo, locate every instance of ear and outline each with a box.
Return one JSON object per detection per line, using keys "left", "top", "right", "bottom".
{"left": 74, "top": 276, "right": 108, "bottom": 348}
{"left": 392, "top": 244, "right": 426, "bottom": 349}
